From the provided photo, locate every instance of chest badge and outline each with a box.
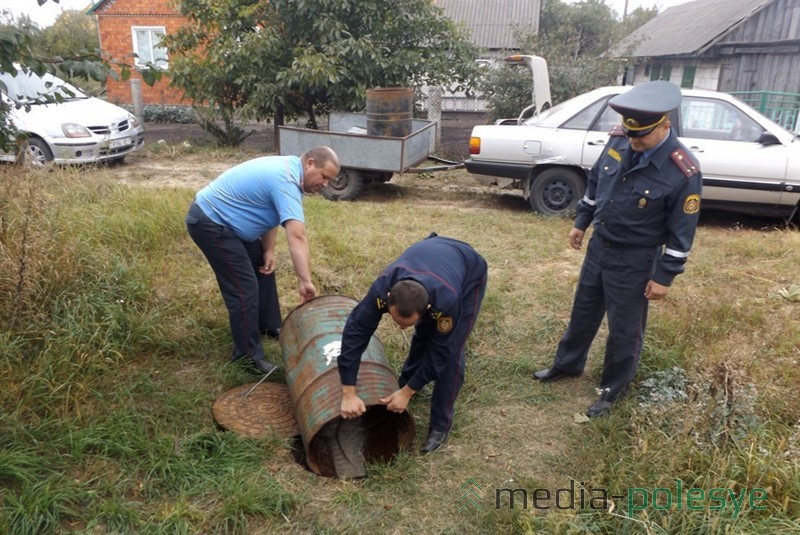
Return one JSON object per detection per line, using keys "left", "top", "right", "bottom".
{"left": 638, "top": 198, "right": 647, "bottom": 209}
{"left": 607, "top": 148, "right": 621, "bottom": 162}
{"left": 437, "top": 316, "right": 453, "bottom": 334}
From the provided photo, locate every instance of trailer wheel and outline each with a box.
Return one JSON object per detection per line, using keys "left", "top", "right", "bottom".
{"left": 322, "top": 168, "right": 364, "bottom": 201}
{"left": 529, "top": 168, "right": 585, "bottom": 216}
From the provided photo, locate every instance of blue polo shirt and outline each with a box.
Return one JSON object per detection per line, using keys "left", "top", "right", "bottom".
{"left": 195, "top": 155, "right": 305, "bottom": 241}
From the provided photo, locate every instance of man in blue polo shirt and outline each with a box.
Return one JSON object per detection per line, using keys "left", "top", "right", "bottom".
{"left": 186, "top": 146, "right": 340, "bottom": 374}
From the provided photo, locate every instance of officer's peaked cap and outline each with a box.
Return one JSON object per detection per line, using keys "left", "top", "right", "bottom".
{"left": 609, "top": 81, "right": 682, "bottom": 137}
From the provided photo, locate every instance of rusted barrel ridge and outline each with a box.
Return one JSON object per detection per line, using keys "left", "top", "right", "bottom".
{"left": 366, "top": 87, "right": 413, "bottom": 138}
{"left": 280, "top": 295, "right": 415, "bottom": 478}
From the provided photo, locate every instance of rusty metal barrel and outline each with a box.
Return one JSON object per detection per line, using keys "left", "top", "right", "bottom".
{"left": 366, "top": 87, "right": 414, "bottom": 138}
{"left": 280, "top": 295, "right": 415, "bottom": 478}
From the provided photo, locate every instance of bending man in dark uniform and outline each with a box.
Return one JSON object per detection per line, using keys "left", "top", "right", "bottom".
{"left": 338, "top": 234, "right": 488, "bottom": 454}
{"left": 533, "top": 81, "right": 702, "bottom": 418}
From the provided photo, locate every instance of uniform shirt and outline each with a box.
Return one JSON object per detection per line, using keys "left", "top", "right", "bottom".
{"left": 338, "top": 237, "right": 476, "bottom": 391}
{"left": 574, "top": 128, "right": 702, "bottom": 286}
{"left": 195, "top": 155, "right": 305, "bottom": 241}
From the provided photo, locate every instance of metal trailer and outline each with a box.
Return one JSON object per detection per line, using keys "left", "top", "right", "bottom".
{"left": 278, "top": 111, "right": 460, "bottom": 200}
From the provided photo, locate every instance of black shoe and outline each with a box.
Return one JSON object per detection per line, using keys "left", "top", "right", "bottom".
{"left": 532, "top": 367, "right": 575, "bottom": 382}
{"left": 264, "top": 329, "right": 280, "bottom": 340}
{"left": 421, "top": 429, "right": 449, "bottom": 454}
{"left": 250, "top": 359, "right": 278, "bottom": 375}
{"left": 586, "top": 399, "right": 613, "bottom": 418}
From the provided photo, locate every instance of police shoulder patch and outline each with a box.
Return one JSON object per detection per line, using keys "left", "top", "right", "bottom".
{"left": 670, "top": 148, "right": 700, "bottom": 178}
{"left": 683, "top": 194, "right": 701, "bottom": 215}
{"left": 437, "top": 316, "right": 453, "bottom": 334}
{"left": 610, "top": 125, "right": 625, "bottom": 137}
{"left": 376, "top": 297, "right": 388, "bottom": 312}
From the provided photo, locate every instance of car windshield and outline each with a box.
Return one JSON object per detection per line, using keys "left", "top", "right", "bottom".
{"left": 0, "top": 70, "right": 87, "bottom": 104}
{"left": 521, "top": 88, "right": 621, "bottom": 128}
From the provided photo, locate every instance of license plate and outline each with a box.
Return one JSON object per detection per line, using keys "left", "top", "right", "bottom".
{"left": 110, "top": 137, "right": 132, "bottom": 149}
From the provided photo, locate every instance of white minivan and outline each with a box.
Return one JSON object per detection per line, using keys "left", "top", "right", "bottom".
{"left": 0, "top": 67, "right": 145, "bottom": 165}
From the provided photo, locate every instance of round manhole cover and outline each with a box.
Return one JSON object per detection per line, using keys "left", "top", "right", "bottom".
{"left": 212, "top": 382, "right": 299, "bottom": 439}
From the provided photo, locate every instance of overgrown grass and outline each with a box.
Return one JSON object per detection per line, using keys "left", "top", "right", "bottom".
{"left": 1, "top": 155, "right": 798, "bottom": 534}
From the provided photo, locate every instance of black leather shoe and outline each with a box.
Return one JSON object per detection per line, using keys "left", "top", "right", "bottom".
{"left": 532, "top": 368, "right": 574, "bottom": 382}
{"left": 263, "top": 329, "right": 280, "bottom": 340}
{"left": 250, "top": 359, "right": 278, "bottom": 375}
{"left": 586, "top": 399, "right": 613, "bottom": 418}
{"left": 421, "top": 429, "right": 449, "bottom": 454}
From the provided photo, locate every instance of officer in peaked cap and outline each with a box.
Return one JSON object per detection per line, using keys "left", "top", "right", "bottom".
{"left": 532, "top": 80, "right": 703, "bottom": 419}
{"left": 608, "top": 80, "right": 683, "bottom": 138}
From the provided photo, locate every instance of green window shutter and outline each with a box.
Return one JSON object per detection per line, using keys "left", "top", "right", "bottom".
{"left": 681, "top": 66, "right": 696, "bottom": 88}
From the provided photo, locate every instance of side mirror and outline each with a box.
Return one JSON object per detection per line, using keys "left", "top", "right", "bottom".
{"left": 757, "top": 131, "right": 781, "bottom": 146}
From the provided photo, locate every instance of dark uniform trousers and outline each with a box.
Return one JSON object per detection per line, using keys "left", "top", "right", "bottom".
{"left": 186, "top": 201, "right": 281, "bottom": 363}
{"left": 398, "top": 251, "right": 488, "bottom": 433}
{"left": 552, "top": 235, "right": 656, "bottom": 402}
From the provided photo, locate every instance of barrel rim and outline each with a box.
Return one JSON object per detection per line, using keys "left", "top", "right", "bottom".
{"left": 282, "top": 294, "right": 359, "bottom": 325}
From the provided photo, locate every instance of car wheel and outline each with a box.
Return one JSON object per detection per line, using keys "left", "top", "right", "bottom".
{"left": 21, "top": 138, "right": 54, "bottom": 167}
{"left": 321, "top": 168, "right": 364, "bottom": 201}
{"left": 529, "top": 168, "right": 585, "bottom": 216}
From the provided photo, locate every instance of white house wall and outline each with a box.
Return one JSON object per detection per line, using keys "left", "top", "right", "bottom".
{"left": 630, "top": 60, "right": 721, "bottom": 90}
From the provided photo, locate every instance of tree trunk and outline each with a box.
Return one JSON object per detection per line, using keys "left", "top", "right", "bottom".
{"left": 273, "top": 105, "right": 285, "bottom": 153}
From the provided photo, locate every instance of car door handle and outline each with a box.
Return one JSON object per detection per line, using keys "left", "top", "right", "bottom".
{"left": 587, "top": 139, "right": 607, "bottom": 146}
{"left": 689, "top": 146, "right": 704, "bottom": 153}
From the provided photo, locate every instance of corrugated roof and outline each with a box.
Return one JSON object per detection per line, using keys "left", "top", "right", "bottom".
{"left": 611, "top": 0, "right": 774, "bottom": 57}
{"left": 436, "top": 0, "right": 539, "bottom": 49}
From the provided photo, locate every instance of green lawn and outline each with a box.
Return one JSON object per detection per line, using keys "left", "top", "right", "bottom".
{"left": 1, "top": 153, "right": 798, "bottom": 534}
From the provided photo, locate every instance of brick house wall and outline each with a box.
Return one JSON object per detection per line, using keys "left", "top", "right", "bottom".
{"left": 90, "top": 0, "right": 188, "bottom": 106}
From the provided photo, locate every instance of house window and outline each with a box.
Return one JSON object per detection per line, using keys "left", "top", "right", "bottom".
{"left": 650, "top": 64, "right": 672, "bottom": 82}
{"left": 132, "top": 27, "right": 168, "bottom": 69}
{"left": 681, "top": 66, "right": 696, "bottom": 88}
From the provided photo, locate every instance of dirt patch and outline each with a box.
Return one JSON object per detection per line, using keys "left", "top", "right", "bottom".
{"left": 123, "top": 112, "right": 493, "bottom": 195}
{"left": 111, "top": 152, "right": 239, "bottom": 190}
{"left": 111, "top": 139, "right": 528, "bottom": 212}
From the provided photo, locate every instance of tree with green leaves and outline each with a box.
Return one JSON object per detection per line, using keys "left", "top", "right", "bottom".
{"left": 33, "top": 10, "right": 103, "bottom": 95}
{"left": 481, "top": 0, "right": 655, "bottom": 121}
{"left": 164, "top": 0, "right": 481, "bottom": 145}
{"left": 614, "top": 6, "right": 659, "bottom": 44}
